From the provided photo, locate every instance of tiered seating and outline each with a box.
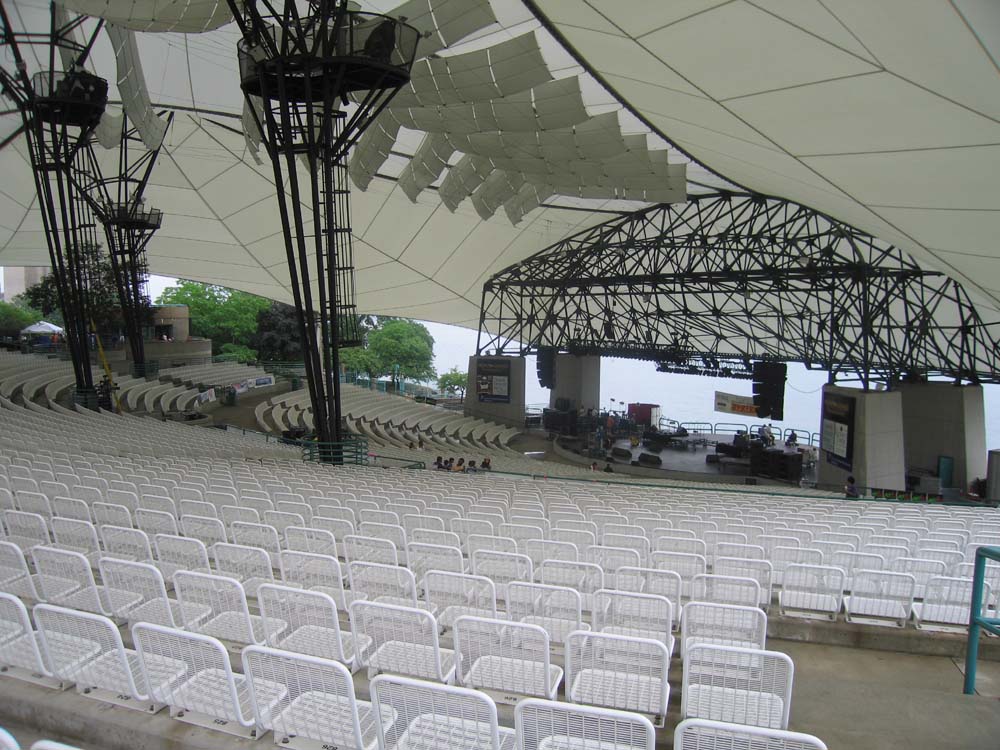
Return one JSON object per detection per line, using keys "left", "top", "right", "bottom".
{"left": 4, "top": 393, "right": 997, "bottom": 749}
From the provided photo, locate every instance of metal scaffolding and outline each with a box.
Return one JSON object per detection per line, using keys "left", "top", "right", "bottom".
{"left": 478, "top": 194, "right": 1000, "bottom": 386}
{"left": 229, "top": 0, "right": 418, "bottom": 454}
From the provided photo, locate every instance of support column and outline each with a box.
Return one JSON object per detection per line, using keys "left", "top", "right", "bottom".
{"left": 548, "top": 354, "right": 600, "bottom": 413}
{"left": 817, "top": 384, "right": 906, "bottom": 492}
{"left": 897, "top": 381, "right": 987, "bottom": 493}
{"left": 464, "top": 355, "right": 525, "bottom": 429}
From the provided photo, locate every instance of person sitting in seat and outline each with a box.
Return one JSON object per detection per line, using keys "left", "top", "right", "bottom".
{"left": 480, "top": 457, "right": 492, "bottom": 471}
{"left": 433, "top": 456, "right": 444, "bottom": 470}
{"left": 845, "top": 475, "right": 861, "bottom": 499}
{"left": 362, "top": 18, "right": 397, "bottom": 63}
{"left": 466, "top": 460, "right": 478, "bottom": 473}
{"left": 603, "top": 462, "right": 614, "bottom": 473}
{"left": 761, "top": 424, "right": 775, "bottom": 447}
{"left": 452, "top": 457, "right": 466, "bottom": 473}
{"left": 785, "top": 430, "right": 798, "bottom": 448}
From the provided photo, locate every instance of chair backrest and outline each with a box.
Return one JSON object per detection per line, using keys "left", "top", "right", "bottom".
{"left": 681, "top": 602, "right": 768, "bottom": 657}
{"left": 257, "top": 583, "right": 346, "bottom": 662}
{"left": 349, "top": 600, "right": 447, "bottom": 681}
{"left": 371, "top": 673, "right": 506, "bottom": 750}
{"left": 279, "top": 549, "right": 344, "bottom": 592}
{"left": 135, "top": 508, "right": 178, "bottom": 537}
{"left": 51, "top": 517, "right": 99, "bottom": 556}
{"left": 349, "top": 561, "right": 417, "bottom": 605}
{"left": 153, "top": 533, "right": 210, "bottom": 572}
{"left": 452, "top": 615, "right": 554, "bottom": 698}
{"left": 674, "top": 718, "right": 827, "bottom": 750}
{"left": 425, "top": 570, "right": 497, "bottom": 622}
{"left": 91, "top": 502, "right": 132, "bottom": 529}
{"left": 173, "top": 569, "right": 258, "bottom": 644}
{"left": 32, "top": 546, "right": 99, "bottom": 607}
{"left": 471, "top": 549, "right": 533, "bottom": 593}
{"left": 0, "top": 591, "right": 49, "bottom": 675}
{"left": 284, "top": 526, "right": 337, "bottom": 556}
{"left": 213, "top": 542, "right": 274, "bottom": 585}
{"left": 132, "top": 622, "right": 253, "bottom": 726}
{"left": 507, "top": 581, "right": 582, "bottom": 643}
{"left": 242, "top": 645, "right": 364, "bottom": 746}
{"left": 344, "top": 534, "right": 398, "bottom": 566}
{"left": 100, "top": 524, "right": 153, "bottom": 562}
{"left": 691, "top": 574, "right": 762, "bottom": 608}
{"left": 565, "top": 630, "right": 670, "bottom": 717}
{"left": 593, "top": 588, "right": 674, "bottom": 644}
{"left": 682, "top": 644, "right": 794, "bottom": 729}
{"left": 3, "top": 510, "right": 49, "bottom": 545}
{"left": 179, "top": 514, "right": 227, "bottom": 547}
{"left": 229, "top": 521, "right": 281, "bottom": 555}
{"left": 98, "top": 557, "right": 168, "bottom": 610}
{"left": 515, "top": 698, "right": 656, "bottom": 750}
{"left": 617, "top": 566, "right": 683, "bottom": 606}
{"left": 407, "top": 542, "right": 465, "bottom": 584}
{"left": 34, "top": 603, "right": 146, "bottom": 699}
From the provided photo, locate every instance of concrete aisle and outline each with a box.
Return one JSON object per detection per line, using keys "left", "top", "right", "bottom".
{"left": 775, "top": 640, "right": 1000, "bottom": 750}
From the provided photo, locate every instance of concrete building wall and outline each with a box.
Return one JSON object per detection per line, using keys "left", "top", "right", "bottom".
{"left": 548, "top": 354, "right": 601, "bottom": 412}
{"left": 898, "top": 382, "right": 987, "bottom": 490}
{"left": 817, "top": 384, "right": 906, "bottom": 492}
{"left": 152, "top": 305, "right": 190, "bottom": 341}
{"left": 1, "top": 266, "right": 49, "bottom": 301}
{"left": 464, "top": 355, "right": 526, "bottom": 428}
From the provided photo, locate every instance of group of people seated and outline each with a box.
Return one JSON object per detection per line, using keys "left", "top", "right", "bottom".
{"left": 760, "top": 423, "right": 798, "bottom": 448}
{"left": 433, "top": 456, "right": 492, "bottom": 473}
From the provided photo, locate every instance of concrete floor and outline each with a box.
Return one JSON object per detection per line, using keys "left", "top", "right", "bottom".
{"left": 2, "top": 637, "right": 998, "bottom": 750}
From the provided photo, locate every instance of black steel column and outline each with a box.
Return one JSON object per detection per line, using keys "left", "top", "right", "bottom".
{"left": 228, "top": 0, "right": 418, "bottom": 457}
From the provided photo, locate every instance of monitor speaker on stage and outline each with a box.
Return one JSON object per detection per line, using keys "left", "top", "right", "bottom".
{"left": 537, "top": 347, "right": 556, "bottom": 388}
{"left": 752, "top": 361, "right": 787, "bottom": 420}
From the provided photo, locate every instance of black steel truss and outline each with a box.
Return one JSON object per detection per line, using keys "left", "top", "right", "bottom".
{"left": 76, "top": 115, "right": 171, "bottom": 377}
{"left": 478, "top": 194, "right": 1000, "bottom": 386}
{"left": 1, "top": 1, "right": 109, "bottom": 405}
{"left": 229, "top": 0, "right": 418, "bottom": 452}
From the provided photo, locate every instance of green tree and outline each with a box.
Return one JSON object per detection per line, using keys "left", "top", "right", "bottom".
{"left": 0, "top": 299, "right": 42, "bottom": 336}
{"left": 15, "top": 252, "right": 149, "bottom": 335}
{"left": 367, "top": 319, "right": 436, "bottom": 388}
{"left": 339, "top": 345, "right": 381, "bottom": 386}
{"left": 156, "top": 281, "right": 269, "bottom": 353}
{"left": 437, "top": 367, "right": 468, "bottom": 401}
{"left": 252, "top": 301, "right": 303, "bottom": 361}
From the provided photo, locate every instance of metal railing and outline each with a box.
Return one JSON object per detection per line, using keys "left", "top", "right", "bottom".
{"left": 963, "top": 545, "right": 1000, "bottom": 695}
{"left": 299, "top": 438, "right": 369, "bottom": 465}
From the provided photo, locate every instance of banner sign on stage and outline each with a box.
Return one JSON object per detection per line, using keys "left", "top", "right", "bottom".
{"left": 477, "top": 358, "right": 511, "bottom": 403}
{"left": 714, "top": 391, "right": 758, "bottom": 417}
{"left": 821, "top": 391, "right": 855, "bottom": 471}
{"left": 196, "top": 388, "right": 216, "bottom": 405}
{"left": 253, "top": 375, "right": 275, "bottom": 388}
{"left": 232, "top": 380, "right": 250, "bottom": 394}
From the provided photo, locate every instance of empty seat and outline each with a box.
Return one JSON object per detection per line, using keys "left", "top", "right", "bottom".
{"left": 0, "top": 541, "right": 47, "bottom": 600}
{"left": 284, "top": 526, "right": 337, "bottom": 557}
{"left": 407, "top": 542, "right": 465, "bottom": 586}
{"left": 213, "top": 542, "right": 275, "bottom": 597}
{"left": 33, "top": 603, "right": 162, "bottom": 711}
{"left": 179, "top": 515, "right": 227, "bottom": 549}
{"left": 681, "top": 602, "right": 768, "bottom": 658}
{"left": 674, "top": 717, "right": 827, "bottom": 750}
{"left": 258, "top": 583, "right": 369, "bottom": 671}
{"left": 97, "top": 558, "right": 210, "bottom": 629}
{"left": 279, "top": 549, "right": 359, "bottom": 611}
{"left": 2, "top": 510, "right": 49, "bottom": 551}
{"left": 682, "top": 644, "right": 794, "bottom": 729}
{"left": 153, "top": 534, "right": 210, "bottom": 581}
{"left": 536, "top": 559, "right": 605, "bottom": 611}
{"left": 31, "top": 547, "right": 141, "bottom": 618}
{"left": 565, "top": 630, "right": 671, "bottom": 723}
{"left": 471, "top": 549, "right": 533, "bottom": 600}
{"left": 424, "top": 570, "right": 498, "bottom": 629}
{"left": 174, "top": 570, "right": 286, "bottom": 646}
{"left": 132, "top": 623, "right": 283, "bottom": 738}
{"left": 715, "top": 558, "right": 773, "bottom": 608}
{"left": 370, "top": 672, "right": 515, "bottom": 750}
{"left": 454, "top": 616, "right": 561, "bottom": 702}
{"left": 50, "top": 518, "right": 101, "bottom": 566}
{"left": 844, "top": 570, "right": 916, "bottom": 627}
{"left": 349, "top": 561, "right": 430, "bottom": 612}
{"left": 350, "top": 600, "right": 454, "bottom": 683}
{"left": 243, "top": 645, "right": 390, "bottom": 750}
{"left": 593, "top": 588, "right": 674, "bottom": 656}
{"left": 692, "top": 574, "right": 762, "bottom": 608}
{"left": 0, "top": 591, "right": 55, "bottom": 684}
{"left": 914, "top": 576, "right": 989, "bottom": 630}
{"left": 507, "top": 581, "right": 587, "bottom": 646}
{"left": 515, "top": 698, "right": 656, "bottom": 750}
{"left": 344, "top": 534, "right": 399, "bottom": 567}
{"left": 779, "top": 565, "right": 845, "bottom": 621}
{"left": 100, "top": 525, "right": 154, "bottom": 563}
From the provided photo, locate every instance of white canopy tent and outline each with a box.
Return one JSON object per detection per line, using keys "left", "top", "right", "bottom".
{"left": 0, "top": 0, "right": 997, "bottom": 332}
{"left": 20, "top": 321, "right": 63, "bottom": 335}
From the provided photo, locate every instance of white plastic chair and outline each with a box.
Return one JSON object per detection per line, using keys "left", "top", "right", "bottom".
{"left": 515, "top": 698, "right": 656, "bottom": 750}
{"left": 778, "top": 564, "right": 845, "bottom": 621}
{"left": 681, "top": 602, "right": 768, "bottom": 658}
{"left": 682, "top": 643, "right": 794, "bottom": 729}
{"left": 471, "top": 549, "right": 533, "bottom": 601}
{"left": 243, "top": 645, "right": 389, "bottom": 750}
{"left": 257, "top": 583, "right": 369, "bottom": 672}
{"left": 844, "top": 569, "right": 916, "bottom": 627}
{"left": 278, "top": 549, "right": 359, "bottom": 611}
{"left": 565, "top": 630, "right": 670, "bottom": 723}
{"left": 174, "top": 570, "right": 286, "bottom": 646}
{"left": 31, "top": 546, "right": 141, "bottom": 618}
{"left": 371, "top": 673, "right": 514, "bottom": 750}
{"left": 915, "top": 576, "right": 990, "bottom": 630}
{"left": 674, "top": 717, "right": 827, "bottom": 750}
{"left": 453, "top": 615, "right": 561, "bottom": 702}
{"left": 0, "top": 591, "right": 56, "bottom": 685}
{"left": 33, "top": 603, "right": 161, "bottom": 712}
{"left": 152, "top": 534, "right": 210, "bottom": 581}
{"left": 132, "top": 623, "right": 283, "bottom": 738}
{"left": 213, "top": 542, "right": 275, "bottom": 598}
{"left": 507, "top": 581, "right": 587, "bottom": 646}
{"left": 350, "top": 600, "right": 454, "bottom": 682}
{"left": 593, "top": 588, "right": 674, "bottom": 656}
{"left": 424, "top": 570, "right": 498, "bottom": 629}
{"left": 97, "top": 558, "right": 210, "bottom": 629}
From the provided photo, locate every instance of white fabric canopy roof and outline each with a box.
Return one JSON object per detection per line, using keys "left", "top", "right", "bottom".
{"left": 20, "top": 321, "right": 64, "bottom": 334}
{"left": 1, "top": 0, "right": 997, "bottom": 332}
{"left": 534, "top": 0, "right": 1000, "bottom": 314}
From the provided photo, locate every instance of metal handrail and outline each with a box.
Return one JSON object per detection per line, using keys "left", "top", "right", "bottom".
{"left": 963, "top": 545, "right": 1000, "bottom": 695}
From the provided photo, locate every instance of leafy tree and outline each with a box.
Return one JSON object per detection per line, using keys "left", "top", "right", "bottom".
{"left": 15, "top": 252, "right": 149, "bottom": 335}
{"left": 219, "top": 342, "right": 258, "bottom": 363}
{"left": 252, "top": 301, "right": 304, "bottom": 361}
{"left": 0, "top": 299, "right": 42, "bottom": 336}
{"left": 339, "top": 345, "right": 381, "bottom": 386}
{"left": 156, "top": 281, "right": 269, "bottom": 353}
{"left": 367, "top": 319, "right": 436, "bottom": 388}
{"left": 437, "top": 367, "right": 468, "bottom": 401}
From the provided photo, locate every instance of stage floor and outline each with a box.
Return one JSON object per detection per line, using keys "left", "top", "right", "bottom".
{"left": 606, "top": 435, "right": 818, "bottom": 485}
